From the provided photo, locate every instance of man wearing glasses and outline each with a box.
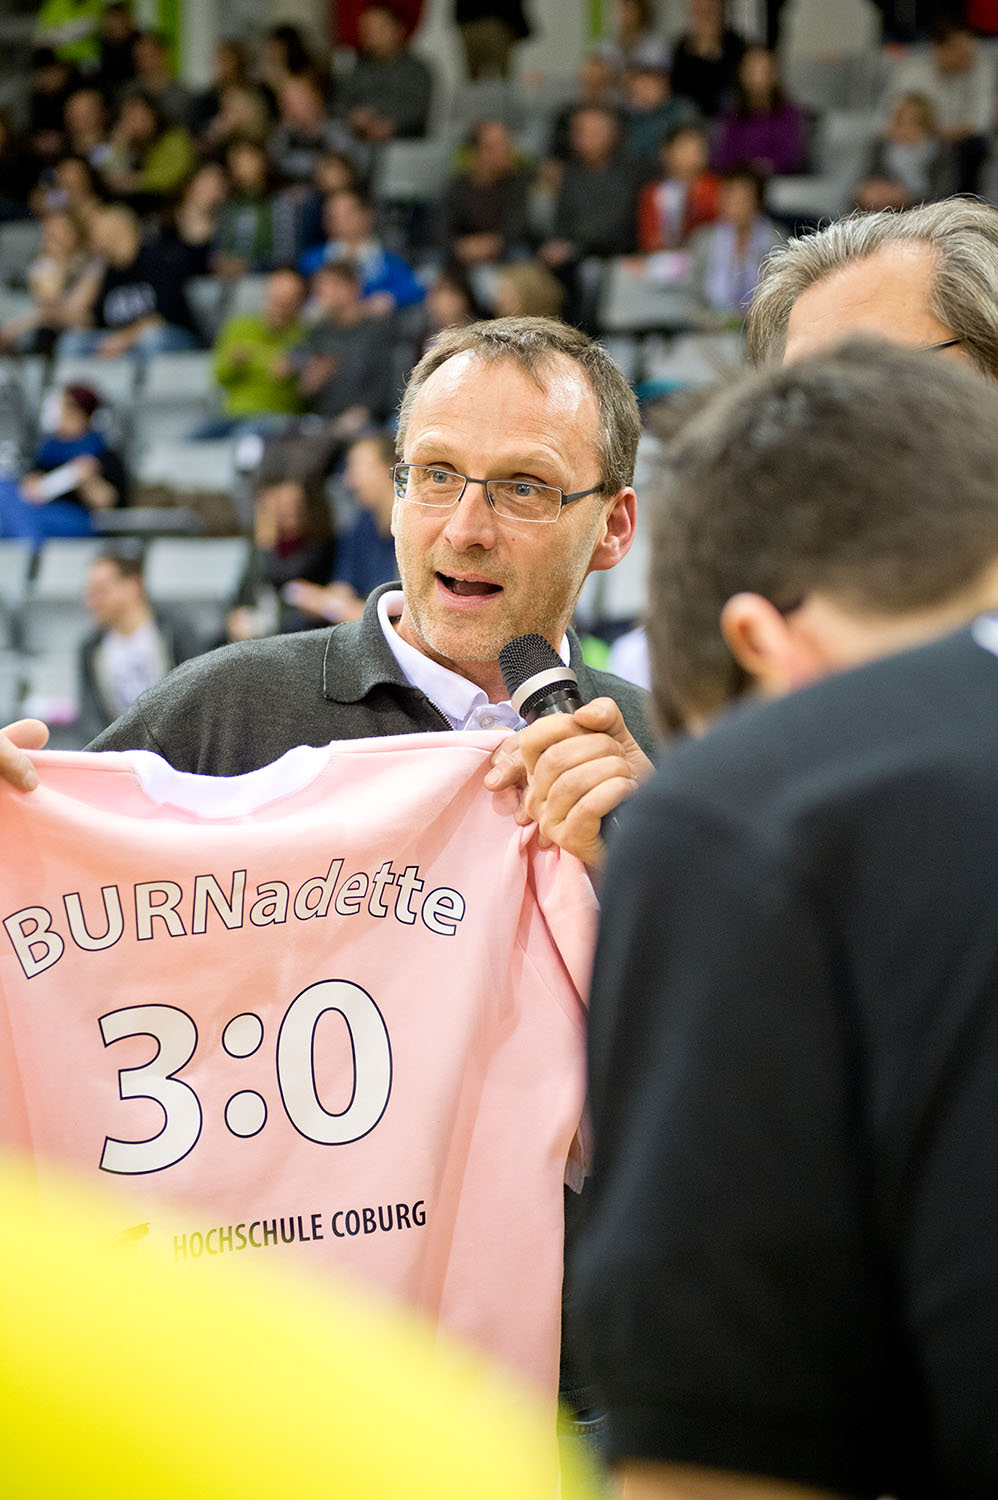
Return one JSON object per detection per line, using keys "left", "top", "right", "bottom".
{"left": 0, "top": 316, "right": 655, "bottom": 864}
{"left": 747, "top": 196, "right": 998, "bottom": 372}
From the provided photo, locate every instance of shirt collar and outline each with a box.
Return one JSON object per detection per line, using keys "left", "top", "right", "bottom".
{"left": 376, "top": 588, "right": 569, "bottom": 732}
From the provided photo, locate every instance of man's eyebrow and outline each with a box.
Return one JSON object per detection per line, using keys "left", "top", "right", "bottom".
{"left": 405, "top": 445, "right": 564, "bottom": 476}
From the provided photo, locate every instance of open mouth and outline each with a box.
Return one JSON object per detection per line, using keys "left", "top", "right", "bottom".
{"left": 438, "top": 573, "right": 503, "bottom": 598}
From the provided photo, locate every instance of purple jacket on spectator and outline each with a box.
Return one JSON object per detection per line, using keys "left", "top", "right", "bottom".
{"left": 713, "top": 101, "right": 806, "bottom": 176}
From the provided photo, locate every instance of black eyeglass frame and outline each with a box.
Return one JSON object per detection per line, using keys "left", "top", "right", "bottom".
{"left": 391, "top": 463, "right": 604, "bottom": 523}
{"left": 920, "top": 338, "right": 963, "bottom": 353}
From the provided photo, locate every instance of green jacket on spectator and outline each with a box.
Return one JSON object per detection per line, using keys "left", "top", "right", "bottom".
{"left": 213, "top": 313, "right": 306, "bottom": 417}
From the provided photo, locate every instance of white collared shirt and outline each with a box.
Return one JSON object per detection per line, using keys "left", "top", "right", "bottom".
{"left": 376, "top": 589, "right": 570, "bottom": 732}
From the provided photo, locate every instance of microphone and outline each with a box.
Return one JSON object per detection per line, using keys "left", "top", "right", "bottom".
{"left": 499, "top": 633, "right": 622, "bottom": 851}
{"left": 498, "top": 634, "right": 582, "bottom": 722}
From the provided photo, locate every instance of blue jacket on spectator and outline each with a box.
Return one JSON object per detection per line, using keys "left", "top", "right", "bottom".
{"left": 299, "top": 239, "right": 425, "bottom": 309}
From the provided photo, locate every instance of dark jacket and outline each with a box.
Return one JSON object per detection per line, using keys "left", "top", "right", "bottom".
{"left": 90, "top": 581, "right": 655, "bottom": 769}
{"left": 78, "top": 606, "right": 203, "bottom": 746}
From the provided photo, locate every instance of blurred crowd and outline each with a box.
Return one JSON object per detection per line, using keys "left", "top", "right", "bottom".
{"left": 3, "top": 0, "right": 998, "bottom": 732}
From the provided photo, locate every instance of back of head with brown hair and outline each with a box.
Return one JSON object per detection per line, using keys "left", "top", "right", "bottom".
{"left": 646, "top": 337, "right": 998, "bottom": 732}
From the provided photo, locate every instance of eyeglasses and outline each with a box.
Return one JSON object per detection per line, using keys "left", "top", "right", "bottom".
{"left": 391, "top": 464, "right": 603, "bottom": 524}
{"left": 920, "top": 338, "right": 963, "bottom": 354}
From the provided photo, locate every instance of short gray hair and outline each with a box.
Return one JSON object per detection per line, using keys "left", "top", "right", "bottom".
{"left": 746, "top": 198, "right": 998, "bottom": 379}
{"left": 396, "top": 316, "right": 641, "bottom": 496}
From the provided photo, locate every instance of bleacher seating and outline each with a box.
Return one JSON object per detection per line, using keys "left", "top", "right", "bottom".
{"left": 18, "top": 539, "right": 102, "bottom": 656}
{"left": 49, "top": 357, "right": 138, "bottom": 411}
{"left": 0, "top": 221, "right": 42, "bottom": 289}
{"left": 145, "top": 535, "right": 251, "bottom": 647}
{"left": 0, "top": 538, "right": 31, "bottom": 649}
{"left": 0, "top": 8, "right": 994, "bottom": 671}
{"left": 129, "top": 351, "right": 220, "bottom": 452}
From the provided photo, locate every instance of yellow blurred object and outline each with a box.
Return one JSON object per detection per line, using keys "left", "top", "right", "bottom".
{"left": 0, "top": 1155, "right": 596, "bottom": 1499}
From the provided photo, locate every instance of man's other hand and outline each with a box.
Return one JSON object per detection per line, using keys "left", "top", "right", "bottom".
{"left": 0, "top": 720, "right": 50, "bottom": 791}
{"left": 485, "top": 698, "right": 653, "bottom": 870}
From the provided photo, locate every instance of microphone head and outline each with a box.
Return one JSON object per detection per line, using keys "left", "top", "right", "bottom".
{"left": 498, "top": 633, "right": 580, "bottom": 721}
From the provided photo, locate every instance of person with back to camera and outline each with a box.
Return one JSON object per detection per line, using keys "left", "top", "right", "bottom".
{"left": 575, "top": 336, "right": 998, "bottom": 1500}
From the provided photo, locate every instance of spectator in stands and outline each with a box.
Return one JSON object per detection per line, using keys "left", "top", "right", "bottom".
{"left": 95, "top": 3, "right": 139, "bottom": 101}
{"left": 214, "top": 138, "right": 278, "bottom": 277}
{"left": 884, "top": 17, "right": 994, "bottom": 193}
{"left": 59, "top": 202, "right": 201, "bottom": 360}
{"left": 298, "top": 147, "right": 361, "bottom": 256}
{"left": 454, "top": 1, "right": 531, "bottom": 80}
{"left": 439, "top": 119, "right": 531, "bottom": 268}
{"left": 0, "top": 111, "right": 38, "bottom": 222}
{"left": 27, "top": 47, "right": 79, "bottom": 171}
{"left": 492, "top": 259, "right": 565, "bottom": 318}
{"left": 622, "top": 63, "right": 698, "bottom": 168}
{"left": 548, "top": 51, "right": 623, "bottom": 161}
{"left": 539, "top": 105, "right": 644, "bottom": 314}
{"left": 713, "top": 45, "right": 806, "bottom": 177}
{"left": 256, "top": 22, "right": 316, "bottom": 109}
{"left": 191, "top": 39, "right": 250, "bottom": 141}
{"left": 292, "top": 261, "right": 396, "bottom": 432}
{"left": 101, "top": 92, "right": 196, "bottom": 211}
{"left": 0, "top": 208, "right": 96, "bottom": 355}
{"left": 337, "top": 4, "right": 434, "bottom": 143}
{"left": 690, "top": 166, "right": 782, "bottom": 325}
{"left": 228, "top": 468, "right": 335, "bottom": 639}
{"left": 284, "top": 431, "right": 399, "bottom": 624}
{"left": 45, "top": 154, "right": 105, "bottom": 234}
{"left": 408, "top": 261, "right": 487, "bottom": 362}
{"left": 300, "top": 188, "right": 425, "bottom": 314}
{"left": 34, "top": 0, "right": 102, "bottom": 69}
{"left": 269, "top": 72, "right": 349, "bottom": 188}
{"left": 195, "top": 82, "right": 272, "bottom": 160}
{"left": 637, "top": 122, "right": 721, "bottom": 250}
{"left": 129, "top": 30, "right": 191, "bottom": 129}
{"left": 210, "top": 265, "right": 308, "bottom": 427}
{"left": 854, "top": 92, "right": 957, "bottom": 211}
{"left": 601, "top": 0, "right": 669, "bottom": 72}
{"left": 160, "top": 161, "right": 229, "bottom": 281}
{"left": 62, "top": 85, "right": 112, "bottom": 171}
{"left": 669, "top": 0, "right": 746, "bottom": 119}
{"left": 78, "top": 546, "right": 202, "bottom": 742}
{"left": 0, "top": 383, "right": 127, "bottom": 544}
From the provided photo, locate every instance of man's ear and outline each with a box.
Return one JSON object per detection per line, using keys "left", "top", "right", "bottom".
{"left": 720, "top": 592, "right": 822, "bottom": 698}
{"left": 588, "top": 487, "right": 637, "bottom": 573}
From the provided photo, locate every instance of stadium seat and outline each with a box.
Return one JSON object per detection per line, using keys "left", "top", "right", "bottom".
{"left": 0, "top": 288, "right": 34, "bottom": 324}
{"left": 597, "top": 256, "right": 697, "bottom": 336}
{"left": 19, "top": 650, "right": 84, "bottom": 748}
{"left": 19, "top": 538, "right": 102, "bottom": 655}
{"left": 187, "top": 275, "right": 232, "bottom": 339}
{"left": 144, "top": 535, "right": 251, "bottom": 646}
{"left": 0, "top": 649, "right": 24, "bottom": 722}
{"left": 130, "top": 352, "right": 221, "bottom": 455}
{"left": 766, "top": 174, "right": 851, "bottom": 223}
{"left": 0, "top": 221, "right": 42, "bottom": 289}
{"left": 49, "top": 356, "right": 138, "bottom": 410}
{"left": 16, "top": 354, "right": 48, "bottom": 416}
{"left": 93, "top": 506, "right": 205, "bottom": 538}
{"left": 134, "top": 439, "right": 236, "bottom": 494}
{"left": 142, "top": 350, "right": 217, "bottom": 403}
{"left": 0, "top": 537, "right": 32, "bottom": 649}
{"left": 644, "top": 331, "right": 746, "bottom": 388}
{"left": 373, "top": 138, "right": 455, "bottom": 202}
{"left": 228, "top": 275, "right": 270, "bottom": 317}
{"left": 813, "top": 110, "right": 880, "bottom": 190}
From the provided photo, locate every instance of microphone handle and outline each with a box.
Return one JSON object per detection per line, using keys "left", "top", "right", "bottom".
{"left": 523, "top": 686, "right": 584, "bottom": 723}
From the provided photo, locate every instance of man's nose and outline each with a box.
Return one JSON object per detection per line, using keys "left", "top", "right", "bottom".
{"left": 441, "top": 479, "right": 499, "bottom": 550}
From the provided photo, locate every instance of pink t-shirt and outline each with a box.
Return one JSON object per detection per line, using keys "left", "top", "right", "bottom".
{"left": 0, "top": 732, "right": 597, "bottom": 1392}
